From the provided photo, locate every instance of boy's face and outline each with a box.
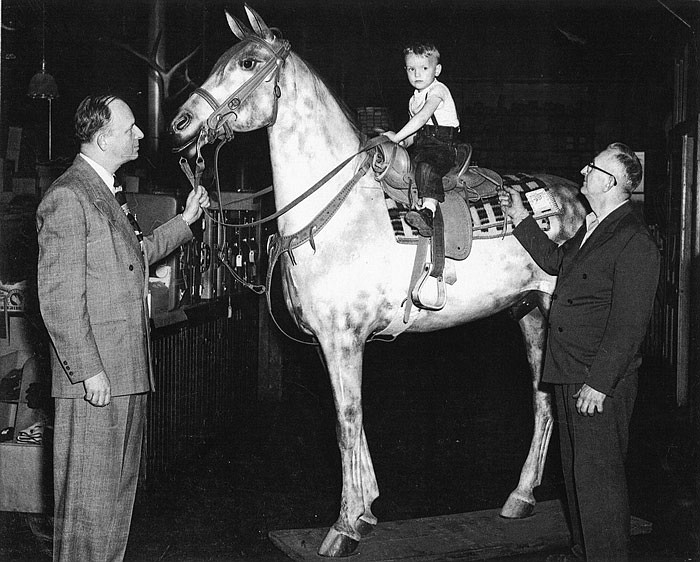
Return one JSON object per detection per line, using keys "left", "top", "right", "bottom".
{"left": 404, "top": 52, "right": 441, "bottom": 91}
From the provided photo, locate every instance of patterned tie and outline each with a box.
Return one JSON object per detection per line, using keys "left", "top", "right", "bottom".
{"left": 113, "top": 178, "right": 143, "bottom": 244}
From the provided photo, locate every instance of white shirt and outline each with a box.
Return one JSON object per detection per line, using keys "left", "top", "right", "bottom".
{"left": 579, "top": 200, "right": 629, "bottom": 248}
{"left": 80, "top": 153, "right": 117, "bottom": 195}
{"left": 409, "top": 79, "right": 459, "bottom": 127}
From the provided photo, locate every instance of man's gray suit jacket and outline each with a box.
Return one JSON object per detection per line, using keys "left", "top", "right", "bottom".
{"left": 37, "top": 155, "right": 193, "bottom": 399}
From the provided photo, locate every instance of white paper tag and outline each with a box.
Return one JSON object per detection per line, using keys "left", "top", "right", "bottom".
{"left": 524, "top": 188, "right": 553, "bottom": 215}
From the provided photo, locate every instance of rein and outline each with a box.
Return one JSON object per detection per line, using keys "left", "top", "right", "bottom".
{"left": 175, "top": 32, "right": 387, "bottom": 344}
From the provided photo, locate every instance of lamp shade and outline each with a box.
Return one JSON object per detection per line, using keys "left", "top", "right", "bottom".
{"left": 27, "top": 61, "right": 58, "bottom": 100}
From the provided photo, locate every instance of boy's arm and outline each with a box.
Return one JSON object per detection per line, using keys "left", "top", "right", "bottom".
{"left": 384, "top": 95, "right": 443, "bottom": 144}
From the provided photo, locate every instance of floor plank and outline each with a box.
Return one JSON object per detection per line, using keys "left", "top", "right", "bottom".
{"left": 269, "top": 500, "right": 652, "bottom": 561}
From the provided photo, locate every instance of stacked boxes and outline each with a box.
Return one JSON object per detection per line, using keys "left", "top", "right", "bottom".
{"left": 356, "top": 107, "right": 392, "bottom": 135}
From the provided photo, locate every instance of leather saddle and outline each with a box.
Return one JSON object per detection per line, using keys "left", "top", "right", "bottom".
{"left": 371, "top": 139, "right": 504, "bottom": 312}
{"left": 372, "top": 139, "right": 503, "bottom": 261}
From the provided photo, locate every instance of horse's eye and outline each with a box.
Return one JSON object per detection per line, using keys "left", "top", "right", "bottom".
{"left": 241, "top": 59, "right": 257, "bottom": 70}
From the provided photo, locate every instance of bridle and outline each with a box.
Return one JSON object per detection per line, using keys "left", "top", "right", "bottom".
{"left": 189, "top": 35, "right": 291, "bottom": 145}
{"left": 175, "top": 33, "right": 382, "bottom": 322}
{"left": 177, "top": 34, "right": 292, "bottom": 232}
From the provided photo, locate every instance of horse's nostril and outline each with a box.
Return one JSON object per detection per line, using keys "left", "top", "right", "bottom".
{"left": 173, "top": 113, "right": 191, "bottom": 132}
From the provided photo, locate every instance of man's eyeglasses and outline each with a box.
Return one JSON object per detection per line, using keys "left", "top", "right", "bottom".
{"left": 585, "top": 162, "right": 617, "bottom": 186}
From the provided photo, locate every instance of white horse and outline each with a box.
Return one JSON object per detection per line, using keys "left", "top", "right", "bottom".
{"left": 170, "top": 6, "right": 586, "bottom": 557}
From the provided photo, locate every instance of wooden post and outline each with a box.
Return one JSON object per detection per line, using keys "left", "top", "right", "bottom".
{"left": 693, "top": 114, "right": 700, "bottom": 559}
{"left": 257, "top": 295, "right": 283, "bottom": 401}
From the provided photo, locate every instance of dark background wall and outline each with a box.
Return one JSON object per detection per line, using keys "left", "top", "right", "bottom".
{"left": 2, "top": 0, "right": 697, "bottom": 189}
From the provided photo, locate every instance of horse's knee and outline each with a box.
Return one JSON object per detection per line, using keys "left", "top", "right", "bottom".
{"left": 510, "top": 290, "right": 550, "bottom": 322}
{"left": 335, "top": 405, "right": 362, "bottom": 448}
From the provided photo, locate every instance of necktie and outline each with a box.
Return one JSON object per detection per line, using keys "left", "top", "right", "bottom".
{"left": 113, "top": 179, "right": 144, "bottom": 244}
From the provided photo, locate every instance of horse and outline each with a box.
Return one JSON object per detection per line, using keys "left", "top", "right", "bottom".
{"left": 170, "top": 6, "right": 587, "bottom": 557}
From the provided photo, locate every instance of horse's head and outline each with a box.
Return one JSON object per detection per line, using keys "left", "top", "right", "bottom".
{"left": 170, "top": 5, "right": 290, "bottom": 155}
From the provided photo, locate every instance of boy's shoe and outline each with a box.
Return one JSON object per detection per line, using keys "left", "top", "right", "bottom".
{"left": 405, "top": 208, "right": 434, "bottom": 237}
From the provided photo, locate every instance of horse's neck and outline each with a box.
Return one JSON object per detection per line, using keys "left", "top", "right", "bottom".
{"left": 268, "top": 57, "right": 364, "bottom": 233}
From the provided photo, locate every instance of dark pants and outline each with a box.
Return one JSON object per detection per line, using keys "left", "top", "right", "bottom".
{"left": 412, "top": 133, "right": 455, "bottom": 203}
{"left": 555, "top": 375, "right": 637, "bottom": 562}
{"left": 53, "top": 393, "right": 147, "bottom": 562}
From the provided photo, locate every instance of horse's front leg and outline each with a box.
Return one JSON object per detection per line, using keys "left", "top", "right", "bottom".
{"left": 501, "top": 292, "right": 554, "bottom": 518}
{"left": 317, "top": 337, "right": 378, "bottom": 557}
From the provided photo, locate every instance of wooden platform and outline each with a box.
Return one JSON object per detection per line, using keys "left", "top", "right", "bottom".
{"left": 269, "top": 500, "right": 652, "bottom": 561}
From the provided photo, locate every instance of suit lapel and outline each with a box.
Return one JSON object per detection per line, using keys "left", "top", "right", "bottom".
{"left": 570, "top": 203, "right": 632, "bottom": 264}
{"left": 74, "top": 157, "right": 144, "bottom": 261}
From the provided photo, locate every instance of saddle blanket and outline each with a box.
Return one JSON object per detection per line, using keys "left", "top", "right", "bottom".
{"left": 388, "top": 173, "right": 560, "bottom": 244}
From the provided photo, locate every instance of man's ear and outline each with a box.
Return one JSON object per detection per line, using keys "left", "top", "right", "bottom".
{"left": 97, "top": 134, "right": 107, "bottom": 151}
{"left": 435, "top": 63, "right": 442, "bottom": 77}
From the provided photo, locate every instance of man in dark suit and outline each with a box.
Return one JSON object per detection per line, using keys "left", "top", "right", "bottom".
{"left": 37, "top": 94, "right": 210, "bottom": 562}
{"left": 500, "top": 143, "right": 660, "bottom": 561}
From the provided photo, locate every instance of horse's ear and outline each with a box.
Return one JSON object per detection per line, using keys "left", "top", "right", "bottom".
{"left": 225, "top": 10, "right": 254, "bottom": 40}
{"left": 244, "top": 4, "right": 274, "bottom": 41}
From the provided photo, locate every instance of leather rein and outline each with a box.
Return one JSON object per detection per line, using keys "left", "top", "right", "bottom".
{"left": 177, "top": 34, "right": 384, "bottom": 345}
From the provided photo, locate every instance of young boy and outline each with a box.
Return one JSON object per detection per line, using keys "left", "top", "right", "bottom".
{"left": 383, "top": 42, "right": 460, "bottom": 237}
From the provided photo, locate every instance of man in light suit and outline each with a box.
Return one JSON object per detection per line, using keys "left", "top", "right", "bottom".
{"left": 37, "top": 94, "right": 210, "bottom": 562}
{"left": 500, "top": 143, "right": 660, "bottom": 562}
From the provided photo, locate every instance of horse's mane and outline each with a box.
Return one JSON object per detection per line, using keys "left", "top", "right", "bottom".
{"left": 291, "top": 52, "right": 363, "bottom": 140}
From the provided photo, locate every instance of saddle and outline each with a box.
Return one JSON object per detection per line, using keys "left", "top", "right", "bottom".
{"left": 372, "top": 139, "right": 503, "bottom": 311}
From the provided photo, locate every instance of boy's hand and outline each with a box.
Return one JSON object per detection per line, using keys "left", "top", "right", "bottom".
{"left": 382, "top": 131, "right": 398, "bottom": 143}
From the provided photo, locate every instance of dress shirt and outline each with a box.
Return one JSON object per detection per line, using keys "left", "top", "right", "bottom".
{"left": 79, "top": 153, "right": 116, "bottom": 195}
{"left": 579, "top": 200, "right": 629, "bottom": 248}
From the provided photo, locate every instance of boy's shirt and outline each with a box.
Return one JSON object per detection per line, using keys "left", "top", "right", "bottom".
{"left": 409, "top": 79, "right": 459, "bottom": 127}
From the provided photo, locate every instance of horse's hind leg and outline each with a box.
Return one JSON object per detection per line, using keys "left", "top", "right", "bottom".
{"left": 316, "top": 339, "right": 379, "bottom": 557}
{"left": 501, "top": 291, "right": 554, "bottom": 518}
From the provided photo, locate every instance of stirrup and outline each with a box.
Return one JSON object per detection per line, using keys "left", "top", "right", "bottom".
{"left": 411, "top": 261, "right": 446, "bottom": 311}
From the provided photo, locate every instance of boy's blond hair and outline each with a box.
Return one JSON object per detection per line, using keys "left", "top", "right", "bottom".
{"left": 403, "top": 42, "right": 441, "bottom": 63}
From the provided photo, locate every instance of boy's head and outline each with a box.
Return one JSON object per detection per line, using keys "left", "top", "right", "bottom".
{"left": 403, "top": 42, "right": 442, "bottom": 91}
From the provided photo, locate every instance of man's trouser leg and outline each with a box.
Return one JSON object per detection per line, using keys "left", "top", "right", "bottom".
{"left": 555, "top": 377, "right": 637, "bottom": 562}
{"left": 53, "top": 393, "right": 146, "bottom": 562}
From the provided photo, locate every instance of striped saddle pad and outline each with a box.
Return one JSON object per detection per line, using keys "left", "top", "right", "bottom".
{"left": 387, "top": 173, "right": 561, "bottom": 247}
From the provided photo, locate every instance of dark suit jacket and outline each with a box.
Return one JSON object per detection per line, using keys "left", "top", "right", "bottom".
{"left": 514, "top": 202, "right": 660, "bottom": 396}
{"left": 37, "top": 155, "right": 193, "bottom": 398}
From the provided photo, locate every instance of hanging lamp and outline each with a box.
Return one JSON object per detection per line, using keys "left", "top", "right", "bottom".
{"left": 27, "top": 0, "right": 58, "bottom": 161}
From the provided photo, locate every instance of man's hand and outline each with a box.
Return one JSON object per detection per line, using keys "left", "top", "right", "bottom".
{"left": 498, "top": 185, "right": 530, "bottom": 225}
{"left": 573, "top": 384, "right": 607, "bottom": 416}
{"left": 182, "top": 185, "right": 211, "bottom": 225}
{"left": 84, "top": 371, "right": 111, "bottom": 407}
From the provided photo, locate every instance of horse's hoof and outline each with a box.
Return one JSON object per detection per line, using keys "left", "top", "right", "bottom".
{"left": 356, "top": 518, "right": 375, "bottom": 536}
{"left": 318, "top": 527, "right": 359, "bottom": 557}
{"left": 500, "top": 494, "right": 535, "bottom": 519}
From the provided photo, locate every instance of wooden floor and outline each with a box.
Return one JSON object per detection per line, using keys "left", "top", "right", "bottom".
{"left": 269, "top": 500, "right": 652, "bottom": 561}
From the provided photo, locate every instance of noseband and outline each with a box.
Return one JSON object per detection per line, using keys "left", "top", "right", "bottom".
{"left": 191, "top": 35, "right": 291, "bottom": 144}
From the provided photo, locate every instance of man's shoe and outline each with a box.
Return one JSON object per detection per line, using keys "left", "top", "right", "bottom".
{"left": 405, "top": 208, "right": 434, "bottom": 237}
